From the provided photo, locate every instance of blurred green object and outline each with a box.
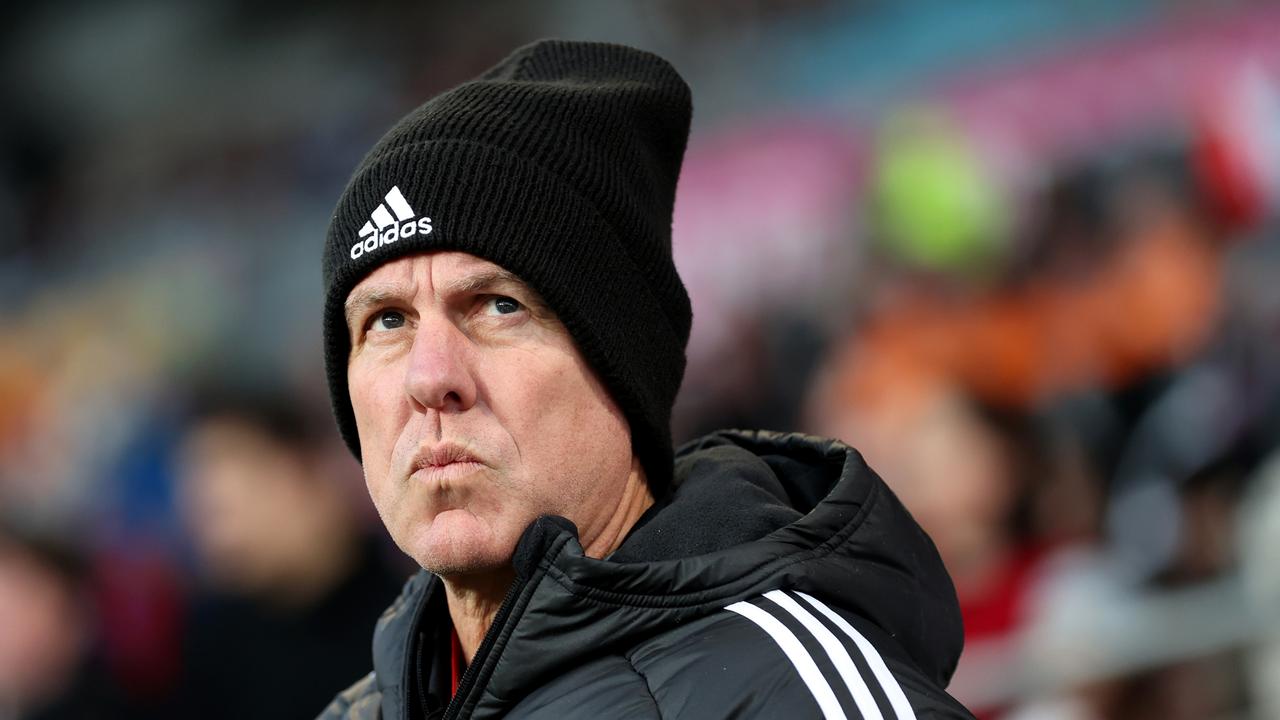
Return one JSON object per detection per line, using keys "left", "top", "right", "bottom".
{"left": 873, "top": 107, "right": 1009, "bottom": 276}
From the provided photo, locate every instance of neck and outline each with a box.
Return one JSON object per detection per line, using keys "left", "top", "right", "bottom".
{"left": 442, "top": 568, "right": 516, "bottom": 663}
{"left": 581, "top": 461, "right": 654, "bottom": 560}
{"left": 443, "top": 461, "right": 654, "bottom": 662}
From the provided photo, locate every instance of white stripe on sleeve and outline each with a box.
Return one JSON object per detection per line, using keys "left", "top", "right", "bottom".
{"left": 765, "top": 591, "right": 884, "bottom": 720}
{"left": 795, "top": 591, "right": 917, "bottom": 720}
{"left": 725, "top": 600, "right": 848, "bottom": 720}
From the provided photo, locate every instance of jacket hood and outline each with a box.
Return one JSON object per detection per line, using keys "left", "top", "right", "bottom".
{"left": 368, "top": 430, "right": 964, "bottom": 718}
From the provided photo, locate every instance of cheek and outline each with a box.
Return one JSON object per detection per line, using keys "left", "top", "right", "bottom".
{"left": 503, "top": 352, "right": 632, "bottom": 499}
{"left": 349, "top": 362, "right": 416, "bottom": 542}
{"left": 349, "top": 362, "right": 400, "bottom": 481}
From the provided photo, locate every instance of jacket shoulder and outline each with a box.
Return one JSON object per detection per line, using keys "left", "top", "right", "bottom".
{"left": 627, "top": 589, "right": 974, "bottom": 719}
{"left": 316, "top": 672, "right": 383, "bottom": 720}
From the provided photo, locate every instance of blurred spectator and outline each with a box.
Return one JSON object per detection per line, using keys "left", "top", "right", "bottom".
{"left": 813, "top": 388, "right": 1098, "bottom": 718}
{"left": 808, "top": 160, "right": 1223, "bottom": 447}
{"left": 172, "top": 386, "right": 405, "bottom": 720}
{"left": 0, "top": 523, "right": 125, "bottom": 720}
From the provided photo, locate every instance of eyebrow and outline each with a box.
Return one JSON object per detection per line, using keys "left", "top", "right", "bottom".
{"left": 343, "top": 268, "right": 544, "bottom": 330}
{"left": 447, "top": 269, "right": 525, "bottom": 296}
{"left": 344, "top": 284, "right": 410, "bottom": 331}
{"left": 448, "top": 269, "right": 553, "bottom": 319}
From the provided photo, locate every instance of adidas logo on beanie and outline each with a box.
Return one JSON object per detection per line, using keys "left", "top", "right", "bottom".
{"left": 349, "top": 186, "right": 433, "bottom": 260}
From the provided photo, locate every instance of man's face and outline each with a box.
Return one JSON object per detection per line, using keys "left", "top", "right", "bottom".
{"left": 346, "top": 251, "right": 635, "bottom": 574}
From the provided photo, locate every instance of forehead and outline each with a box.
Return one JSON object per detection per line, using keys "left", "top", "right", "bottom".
{"left": 349, "top": 251, "right": 515, "bottom": 294}
{"left": 344, "top": 250, "right": 534, "bottom": 317}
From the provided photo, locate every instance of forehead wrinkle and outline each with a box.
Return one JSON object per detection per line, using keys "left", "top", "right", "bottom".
{"left": 443, "top": 268, "right": 525, "bottom": 296}
{"left": 444, "top": 267, "right": 556, "bottom": 320}
{"left": 344, "top": 259, "right": 548, "bottom": 330}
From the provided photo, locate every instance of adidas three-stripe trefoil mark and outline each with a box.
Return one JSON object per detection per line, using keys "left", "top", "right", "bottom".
{"left": 725, "top": 590, "right": 917, "bottom": 720}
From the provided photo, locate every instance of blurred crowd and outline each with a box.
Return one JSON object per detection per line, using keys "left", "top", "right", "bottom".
{"left": 3, "top": 1, "right": 1280, "bottom": 718}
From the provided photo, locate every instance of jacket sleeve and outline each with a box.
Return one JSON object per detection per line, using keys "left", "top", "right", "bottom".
{"left": 316, "top": 672, "right": 383, "bottom": 720}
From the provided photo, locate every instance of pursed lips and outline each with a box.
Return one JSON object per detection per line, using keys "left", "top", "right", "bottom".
{"left": 408, "top": 442, "right": 488, "bottom": 484}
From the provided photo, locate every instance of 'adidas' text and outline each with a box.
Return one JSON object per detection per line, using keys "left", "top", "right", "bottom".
{"left": 350, "top": 186, "right": 433, "bottom": 260}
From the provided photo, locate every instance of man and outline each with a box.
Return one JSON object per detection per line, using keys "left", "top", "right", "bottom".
{"left": 174, "top": 387, "right": 404, "bottom": 719}
{"left": 319, "top": 40, "right": 973, "bottom": 719}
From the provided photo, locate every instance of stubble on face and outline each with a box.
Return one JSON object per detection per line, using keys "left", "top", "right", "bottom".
{"left": 345, "top": 252, "right": 641, "bottom": 578}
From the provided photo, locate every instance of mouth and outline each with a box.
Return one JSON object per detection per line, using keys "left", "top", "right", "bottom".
{"left": 409, "top": 443, "right": 488, "bottom": 484}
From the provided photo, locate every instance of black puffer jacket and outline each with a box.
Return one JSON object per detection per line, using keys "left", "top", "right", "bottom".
{"left": 319, "top": 431, "right": 974, "bottom": 719}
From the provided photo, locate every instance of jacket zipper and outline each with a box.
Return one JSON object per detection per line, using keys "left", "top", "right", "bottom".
{"left": 440, "top": 572, "right": 530, "bottom": 720}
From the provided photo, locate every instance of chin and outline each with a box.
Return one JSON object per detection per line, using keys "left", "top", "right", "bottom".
{"left": 401, "top": 511, "right": 517, "bottom": 576}
{"left": 414, "top": 544, "right": 515, "bottom": 577}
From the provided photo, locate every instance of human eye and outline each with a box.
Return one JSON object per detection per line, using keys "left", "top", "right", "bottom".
{"left": 481, "top": 296, "right": 524, "bottom": 317}
{"left": 369, "top": 309, "right": 407, "bottom": 332}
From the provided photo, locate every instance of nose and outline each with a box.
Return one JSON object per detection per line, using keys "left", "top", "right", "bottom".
{"left": 403, "top": 316, "right": 478, "bottom": 414}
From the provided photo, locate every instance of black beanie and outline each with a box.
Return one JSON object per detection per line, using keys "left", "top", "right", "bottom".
{"left": 322, "top": 39, "right": 693, "bottom": 493}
